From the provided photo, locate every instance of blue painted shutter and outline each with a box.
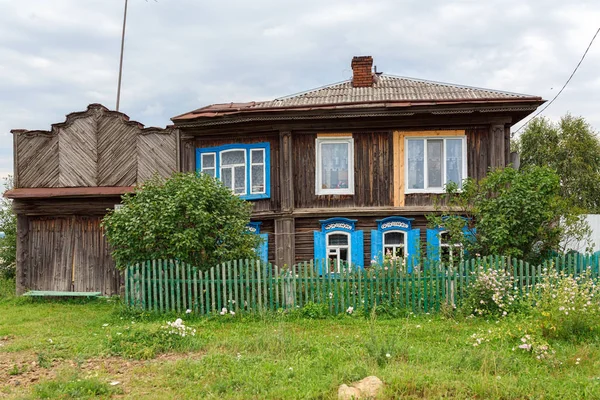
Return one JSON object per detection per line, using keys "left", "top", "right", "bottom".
{"left": 314, "top": 231, "right": 326, "bottom": 274}
{"left": 462, "top": 227, "right": 476, "bottom": 259}
{"left": 258, "top": 233, "right": 268, "bottom": 263}
{"left": 351, "top": 230, "right": 364, "bottom": 269}
{"left": 407, "top": 228, "right": 421, "bottom": 273}
{"left": 426, "top": 229, "right": 440, "bottom": 265}
{"left": 370, "top": 230, "right": 382, "bottom": 265}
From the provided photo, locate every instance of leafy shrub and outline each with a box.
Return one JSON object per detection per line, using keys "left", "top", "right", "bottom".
{"left": 102, "top": 173, "right": 261, "bottom": 270}
{"left": 299, "top": 302, "right": 329, "bottom": 319}
{"left": 0, "top": 176, "right": 16, "bottom": 280}
{"left": 532, "top": 268, "right": 600, "bottom": 341}
{"left": 463, "top": 266, "right": 517, "bottom": 317}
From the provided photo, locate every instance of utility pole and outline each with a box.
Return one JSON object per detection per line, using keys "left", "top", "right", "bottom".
{"left": 116, "top": 0, "right": 128, "bottom": 111}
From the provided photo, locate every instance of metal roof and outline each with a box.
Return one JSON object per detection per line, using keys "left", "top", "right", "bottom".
{"left": 255, "top": 74, "right": 538, "bottom": 108}
{"left": 172, "top": 74, "right": 542, "bottom": 121}
{"left": 4, "top": 186, "right": 135, "bottom": 199}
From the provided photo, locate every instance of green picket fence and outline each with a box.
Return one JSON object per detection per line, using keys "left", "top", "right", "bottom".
{"left": 124, "top": 254, "right": 600, "bottom": 315}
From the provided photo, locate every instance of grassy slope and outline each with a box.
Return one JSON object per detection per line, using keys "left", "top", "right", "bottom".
{"left": 1, "top": 297, "right": 599, "bottom": 399}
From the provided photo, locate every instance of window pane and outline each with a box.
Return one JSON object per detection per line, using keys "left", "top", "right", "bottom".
{"left": 427, "top": 140, "right": 443, "bottom": 188}
{"left": 251, "top": 165, "right": 264, "bottom": 193}
{"left": 384, "top": 231, "right": 404, "bottom": 245}
{"left": 339, "top": 248, "right": 349, "bottom": 264}
{"left": 222, "top": 150, "right": 245, "bottom": 166}
{"left": 251, "top": 149, "right": 264, "bottom": 163}
{"left": 407, "top": 140, "right": 424, "bottom": 189}
{"left": 202, "top": 153, "right": 215, "bottom": 168}
{"left": 328, "top": 233, "right": 348, "bottom": 246}
{"left": 446, "top": 139, "right": 463, "bottom": 188}
{"left": 203, "top": 168, "right": 215, "bottom": 178}
{"left": 321, "top": 143, "right": 349, "bottom": 189}
{"left": 222, "top": 168, "right": 232, "bottom": 189}
{"left": 234, "top": 165, "right": 246, "bottom": 194}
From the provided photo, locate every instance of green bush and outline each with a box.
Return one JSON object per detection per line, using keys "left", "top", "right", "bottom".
{"left": 102, "top": 173, "right": 261, "bottom": 270}
{"left": 462, "top": 265, "right": 518, "bottom": 318}
{"left": 0, "top": 176, "right": 16, "bottom": 280}
{"left": 532, "top": 268, "right": 600, "bottom": 341}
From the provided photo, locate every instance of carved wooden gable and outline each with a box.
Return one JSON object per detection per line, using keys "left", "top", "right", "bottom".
{"left": 12, "top": 104, "right": 178, "bottom": 188}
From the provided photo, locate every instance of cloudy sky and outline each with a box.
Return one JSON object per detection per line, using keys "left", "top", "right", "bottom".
{"left": 1, "top": 0, "right": 599, "bottom": 182}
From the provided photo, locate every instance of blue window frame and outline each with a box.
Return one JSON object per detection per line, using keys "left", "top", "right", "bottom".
{"left": 196, "top": 143, "right": 270, "bottom": 200}
{"left": 247, "top": 222, "right": 268, "bottom": 263}
{"left": 426, "top": 216, "right": 476, "bottom": 264}
{"left": 314, "top": 218, "right": 364, "bottom": 273}
{"left": 370, "top": 217, "right": 420, "bottom": 272}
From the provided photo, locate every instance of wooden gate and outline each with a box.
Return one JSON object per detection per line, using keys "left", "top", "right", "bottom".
{"left": 27, "top": 216, "right": 121, "bottom": 295}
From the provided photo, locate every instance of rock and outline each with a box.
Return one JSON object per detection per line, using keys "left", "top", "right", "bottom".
{"left": 338, "top": 376, "right": 384, "bottom": 399}
{"left": 353, "top": 376, "right": 383, "bottom": 398}
{"left": 338, "top": 384, "right": 362, "bottom": 400}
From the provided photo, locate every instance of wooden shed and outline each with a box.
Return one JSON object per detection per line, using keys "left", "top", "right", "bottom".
{"left": 6, "top": 104, "right": 178, "bottom": 295}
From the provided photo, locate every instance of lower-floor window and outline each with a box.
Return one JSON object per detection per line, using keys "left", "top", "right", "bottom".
{"left": 314, "top": 218, "right": 364, "bottom": 273}
{"left": 383, "top": 231, "right": 406, "bottom": 259}
{"left": 327, "top": 232, "right": 350, "bottom": 272}
{"left": 439, "top": 231, "right": 464, "bottom": 264}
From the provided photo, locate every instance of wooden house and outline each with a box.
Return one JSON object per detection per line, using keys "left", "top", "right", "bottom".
{"left": 6, "top": 56, "right": 544, "bottom": 295}
{"left": 6, "top": 104, "right": 178, "bottom": 295}
{"left": 172, "top": 56, "right": 544, "bottom": 271}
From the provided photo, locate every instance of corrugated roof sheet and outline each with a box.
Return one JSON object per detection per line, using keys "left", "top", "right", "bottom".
{"left": 255, "top": 75, "right": 536, "bottom": 108}
{"left": 172, "top": 74, "right": 542, "bottom": 121}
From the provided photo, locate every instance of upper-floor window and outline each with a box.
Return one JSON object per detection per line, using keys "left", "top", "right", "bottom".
{"left": 196, "top": 143, "right": 270, "bottom": 200}
{"left": 315, "top": 137, "right": 354, "bottom": 195}
{"left": 405, "top": 137, "right": 466, "bottom": 193}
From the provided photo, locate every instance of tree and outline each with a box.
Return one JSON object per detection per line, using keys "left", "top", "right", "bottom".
{"left": 429, "top": 166, "right": 591, "bottom": 264}
{"left": 102, "top": 173, "right": 261, "bottom": 270}
{"left": 0, "top": 176, "right": 16, "bottom": 279}
{"left": 515, "top": 115, "right": 600, "bottom": 213}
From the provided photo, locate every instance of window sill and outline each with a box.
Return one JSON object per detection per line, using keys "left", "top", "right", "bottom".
{"left": 316, "top": 190, "right": 355, "bottom": 196}
{"left": 241, "top": 193, "right": 270, "bottom": 201}
{"left": 405, "top": 188, "right": 462, "bottom": 195}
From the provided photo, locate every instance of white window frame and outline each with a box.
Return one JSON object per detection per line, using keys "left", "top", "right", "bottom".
{"left": 250, "top": 148, "right": 266, "bottom": 195}
{"left": 220, "top": 149, "right": 247, "bottom": 195}
{"left": 439, "top": 230, "right": 464, "bottom": 265}
{"left": 326, "top": 231, "right": 351, "bottom": 272}
{"left": 200, "top": 152, "right": 217, "bottom": 178}
{"left": 404, "top": 136, "right": 467, "bottom": 194}
{"left": 383, "top": 230, "right": 407, "bottom": 259}
{"left": 315, "top": 137, "right": 355, "bottom": 195}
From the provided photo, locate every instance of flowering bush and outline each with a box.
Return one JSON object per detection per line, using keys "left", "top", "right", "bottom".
{"left": 532, "top": 268, "right": 600, "bottom": 341}
{"left": 463, "top": 266, "right": 517, "bottom": 317}
{"left": 513, "top": 334, "right": 555, "bottom": 361}
{"left": 164, "top": 318, "right": 196, "bottom": 337}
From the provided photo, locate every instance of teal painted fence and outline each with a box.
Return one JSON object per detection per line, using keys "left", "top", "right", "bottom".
{"left": 124, "top": 254, "right": 600, "bottom": 315}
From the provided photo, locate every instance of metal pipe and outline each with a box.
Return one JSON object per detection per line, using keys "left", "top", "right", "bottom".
{"left": 116, "top": 0, "right": 128, "bottom": 111}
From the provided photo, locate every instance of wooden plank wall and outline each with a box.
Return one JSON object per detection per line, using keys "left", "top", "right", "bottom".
{"left": 26, "top": 216, "right": 121, "bottom": 295}
{"left": 13, "top": 104, "right": 178, "bottom": 189}
{"left": 293, "top": 132, "right": 392, "bottom": 209}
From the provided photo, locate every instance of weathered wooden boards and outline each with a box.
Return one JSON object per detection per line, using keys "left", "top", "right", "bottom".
{"left": 12, "top": 104, "right": 178, "bottom": 188}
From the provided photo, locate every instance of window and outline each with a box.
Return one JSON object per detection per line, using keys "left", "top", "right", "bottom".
{"left": 247, "top": 222, "right": 268, "bottom": 263}
{"left": 383, "top": 231, "right": 406, "bottom": 258}
{"left": 196, "top": 143, "right": 270, "bottom": 200}
{"left": 315, "top": 137, "right": 354, "bottom": 195}
{"left": 405, "top": 137, "right": 466, "bottom": 193}
{"left": 370, "top": 217, "right": 420, "bottom": 271}
{"left": 327, "top": 232, "right": 350, "bottom": 272}
{"left": 439, "top": 231, "right": 464, "bottom": 265}
{"left": 314, "top": 217, "right": 364, "bottom": 273}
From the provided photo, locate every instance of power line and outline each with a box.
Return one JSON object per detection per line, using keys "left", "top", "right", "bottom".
{"left": 513, "top": 26, "right": 600, "bottom": 136}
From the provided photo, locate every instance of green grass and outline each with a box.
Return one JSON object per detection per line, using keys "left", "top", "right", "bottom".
{"left": 1, "top": 284, "right": 600, "bottom": 398}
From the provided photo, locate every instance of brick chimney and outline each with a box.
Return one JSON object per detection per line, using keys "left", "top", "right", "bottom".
{"left": 351, "top": 56, "right": 374, "bottom": 88}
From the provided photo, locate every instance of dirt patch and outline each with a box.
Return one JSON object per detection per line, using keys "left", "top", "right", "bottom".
{"left": 0, "top": 350, "right": 205, "bottom": 395}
